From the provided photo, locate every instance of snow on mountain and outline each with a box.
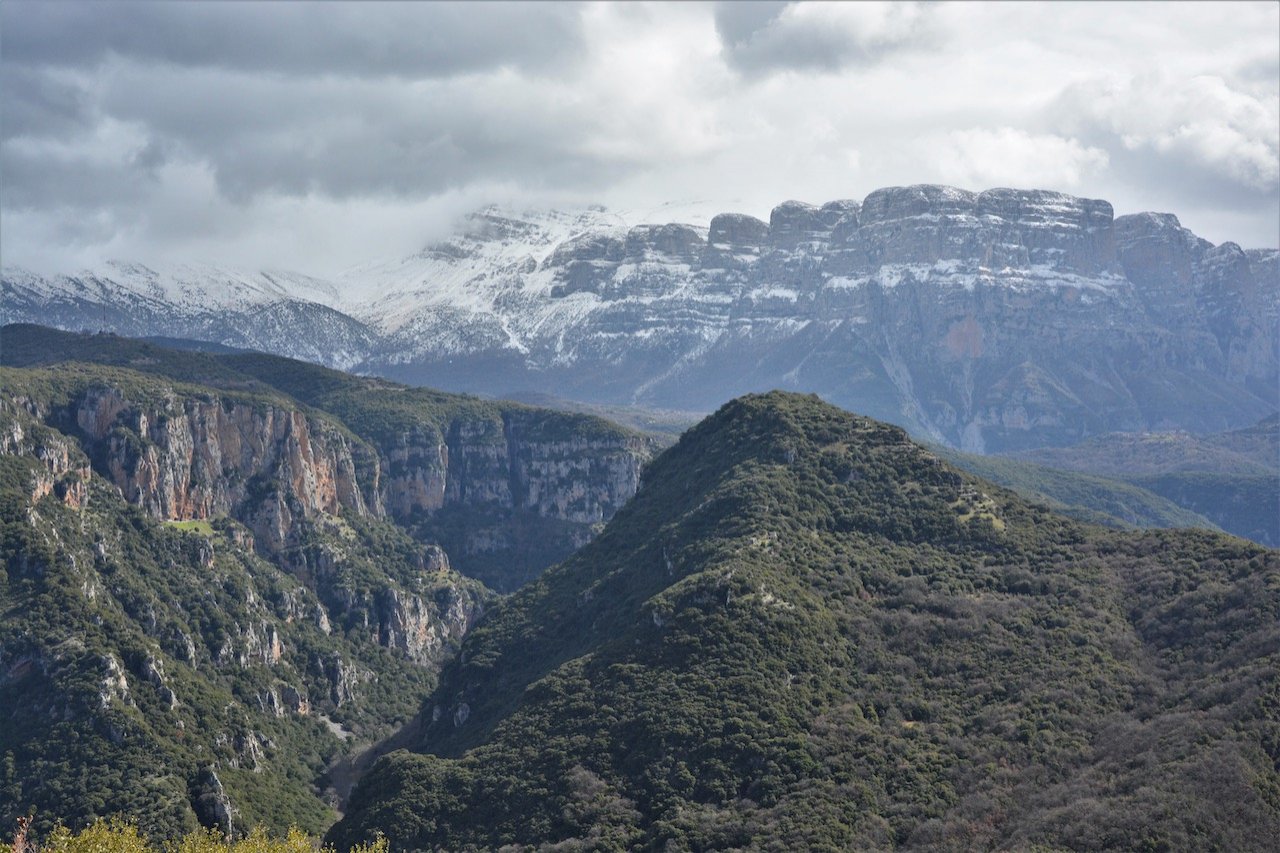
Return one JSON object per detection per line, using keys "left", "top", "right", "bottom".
{"left": 1, "top": 260, "right": 374, "bottom": 370}
{"left": 5, "top": 260, "right": 339, "bottom": 311}
{"left": 335, "top": 206, "right": 626, "bottom": 329}
{"left": 3, "top": 185, "right": 1276, "bottom": 451}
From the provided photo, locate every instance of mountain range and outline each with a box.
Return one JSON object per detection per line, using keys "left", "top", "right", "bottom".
{"left": 2, "top": 327, "right": 1276, "bottom": 848}
{"left": 5, "top": 185, "right": 1276, "bottom": 453}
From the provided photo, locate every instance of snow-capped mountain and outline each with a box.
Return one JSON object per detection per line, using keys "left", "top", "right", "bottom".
{"left": 4, "top": 185, "right": 1276, "bottom": 451}
{"left": 2, "top": 260, "right": 376, "bottom": 370}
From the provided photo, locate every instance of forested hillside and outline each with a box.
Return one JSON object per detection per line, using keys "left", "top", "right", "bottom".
{"left": 1009, "top": 417, "right": 1279, "bottom": 546}
{"left": 0, "top": 325, "right": 652, "bottom": 837}
{"left": 332, "top": 392, "right": 1280, "bottom": 850}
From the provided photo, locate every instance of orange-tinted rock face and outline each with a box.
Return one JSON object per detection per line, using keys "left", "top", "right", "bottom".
{"left": 50, "top": 383, "right": 652, "bottom": 579}
{"left": 74, "top": 388, "right": 372, "bottom": 550}
{"left": 382, "top": 430, "right": 448, "bottom": 516}
{"left": 5, "top": 371, "right": 652, "bottom": 598}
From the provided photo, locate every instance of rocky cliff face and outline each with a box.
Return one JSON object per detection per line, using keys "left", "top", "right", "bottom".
{"left": 3, "top": 185, "right": 1275, "bottom": 451}
{"left": 0, "top": 365, "right": 510, "bottom": 835}
{"left": 0, "top": 331, "right": 658, "bottom": 593}
{"left": 31, "top": 379, "right": 649, "bottom": 571}
{"left": 72, "top": 386, "right": 373, "bottom": 552}
{"left": 1, "top": 399, "right": 92, "bottom": 508}
{"left": 1115, "top": 213, "right": 1277, "bottom": 393}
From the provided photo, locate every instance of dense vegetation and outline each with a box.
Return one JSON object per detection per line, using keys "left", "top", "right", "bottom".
{"left": 0, "top": 426, "right": 485, "bottom": 837}
{"left": 0, "top": 325, "right": 650, "bottom": 838}
{"left": 935, "top": 446, "right": 1220, "bottom": 531}
{"left": 0, "top": 324, "right": 637, "bottom": 448}
{"left": 1, "top": 324, "right": 651, "bottom": 593}
{"left": 332, "top": 392, "right": 1279, "bottom": 851}
{"left": 4, "top": 325, "right": 1275, "bottom": 847}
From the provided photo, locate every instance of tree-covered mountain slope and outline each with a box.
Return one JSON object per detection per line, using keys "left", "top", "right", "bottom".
{"left": 0, "top": 326, "right": 655, "bottom": 837}
{"left": 484, "top": 391, "right": 1227, "bottom": 537}
{"left": 330, "top": 392, "right": 1279, "bottom": 851}
{"left": 1007, "top": 417, "right": 1279, "bottom": 547}
{"left": 0, "top": 405, "right": 487, "bottom": 838}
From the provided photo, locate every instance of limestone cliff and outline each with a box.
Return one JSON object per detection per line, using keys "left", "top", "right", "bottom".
{"left": 71, "top": 386, "right": 373, "bottom": 552}
{"left": 0, "top": 363, "right": 506, "bottom": 836}
{"left": 1, "top": 350, "right": 654, "bottom": 591}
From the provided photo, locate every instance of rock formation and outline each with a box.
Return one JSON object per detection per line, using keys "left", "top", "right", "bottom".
{"left": 3, "top": 185, "right": 1276, "bottom": 451}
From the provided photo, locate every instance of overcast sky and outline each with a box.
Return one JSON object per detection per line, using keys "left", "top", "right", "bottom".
{"left": 2, "top": 1, "right": 1276, "bottom": 275}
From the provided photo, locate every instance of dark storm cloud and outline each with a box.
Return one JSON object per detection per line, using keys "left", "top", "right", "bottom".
{"left": 2, "top": 2, "right": 584, "bottom": 78}
{"left": 0, "top": 1, "right": 613, "bottom": 217}
{"left": 1, "top": 65, "right": 93, "bottom": 141}
{"left": 88, "top": 66, "right": 626, "bottom": 203}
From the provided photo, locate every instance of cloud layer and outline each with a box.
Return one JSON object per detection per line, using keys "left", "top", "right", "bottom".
{"left": 2, "top": 1, "right": 1276, "bottom": 274}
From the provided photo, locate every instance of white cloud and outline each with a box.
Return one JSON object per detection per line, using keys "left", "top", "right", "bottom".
{"left": 931, "top": 128, "right": 1109, "bottom": 191}
{"left": 1053, "top": 72, "right": 1278, "bottom": 189}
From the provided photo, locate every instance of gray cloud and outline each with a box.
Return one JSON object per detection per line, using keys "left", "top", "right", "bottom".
{"left": 713, "top": 2, "right": 791, "bottom": 47}
{"left": 714, "top": 1, "right": 933, "bottom": 75}
{"left": 1, "top": 1, "right": 1276, "bottom": 274}
{"left": 88, "top": 65, "right": 642, "bottom": 204}
{"left": 1, "top": 65, "right": 93, "bottom": 141}
{"left": 2, "top": 2, "right": 584, "bottom": 78}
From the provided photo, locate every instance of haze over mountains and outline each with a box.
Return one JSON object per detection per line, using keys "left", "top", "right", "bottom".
{"left": 5, "top": 185, "right": 1277, "bottom": 453}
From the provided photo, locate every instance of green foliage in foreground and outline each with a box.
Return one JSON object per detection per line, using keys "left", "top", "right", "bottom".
{"left": 9, "top": 817, "right": 385, "bottom": 853}
{"left": 332, "top": 392, "right": 1280, "bottom": 851}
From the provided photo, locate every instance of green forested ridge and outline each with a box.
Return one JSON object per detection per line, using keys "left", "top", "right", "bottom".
{"left": 0, "top": 324, "right": 638, "bottom": 449}
{"left": 331, "top": 391, "right": 1279, "bottom": 851}
{"left": 490, "top": 388, "right": 1237, "bottom": 540}
{"left": 1007, "top": 418, "right": 1279, "bottom": 546}
{"left": 5, "top": 325, "right": 1277, "bottom": 849}
{"left": 0, "top": 324, "right": 652, "bottom": 593}
{"left": 5, "top": 324, "right": 1254, "bottom": 548}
